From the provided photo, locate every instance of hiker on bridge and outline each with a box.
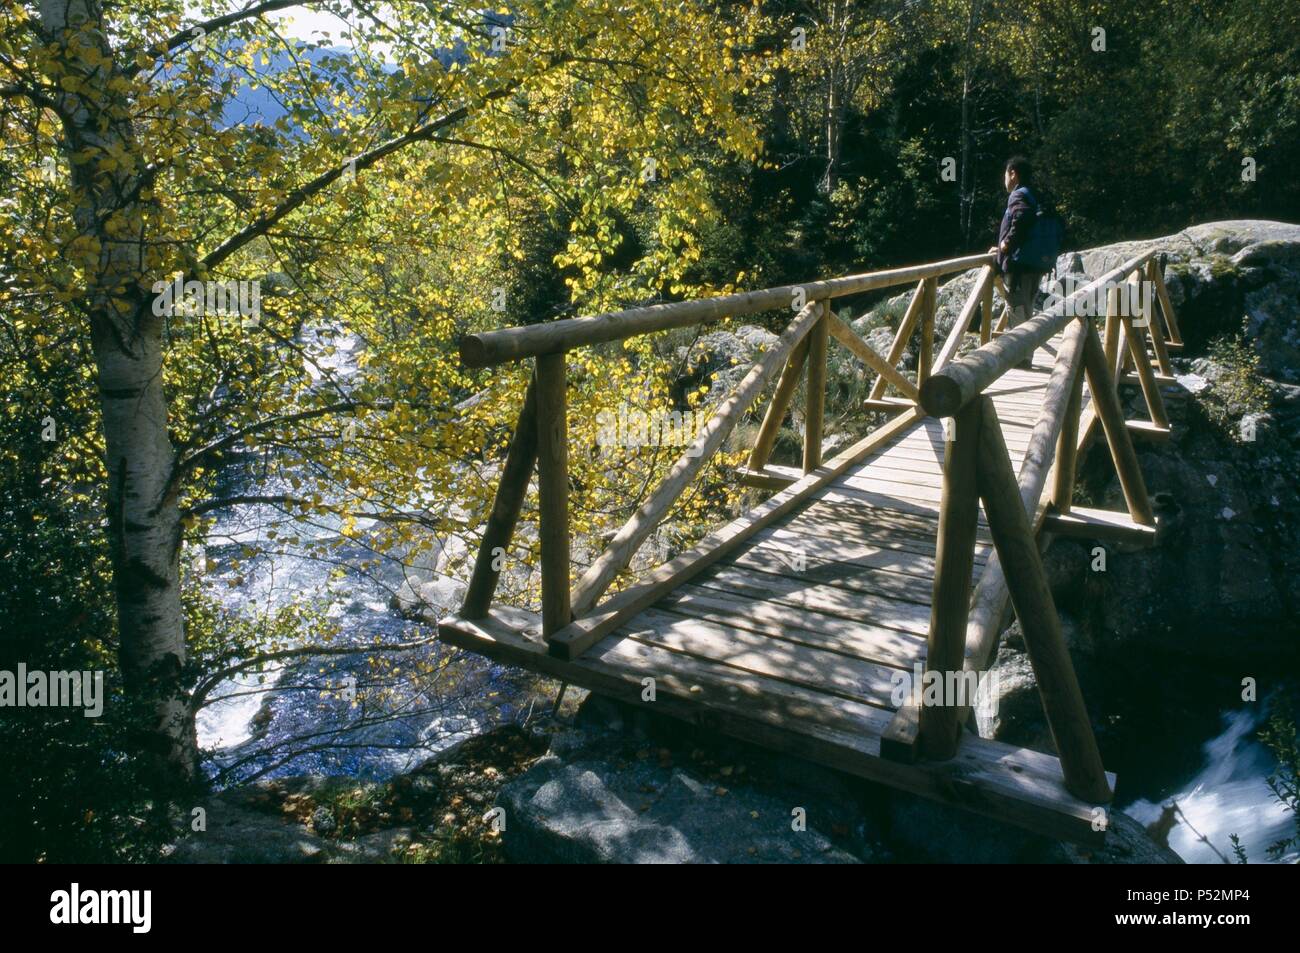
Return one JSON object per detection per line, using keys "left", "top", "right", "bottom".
{"left": 991, "top": 155, "right": 1045, "bottom": 330}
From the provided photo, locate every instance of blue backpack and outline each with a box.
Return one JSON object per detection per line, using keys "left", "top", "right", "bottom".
{"left": 1013, "top": 188, "right": 1065, "bottom": 273}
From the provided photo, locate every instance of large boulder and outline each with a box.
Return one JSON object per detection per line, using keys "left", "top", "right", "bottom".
{"left": 493, "top": 696, "right": 1176, "bottom": 864}
{"left": 496, "top": 707, "right": 862, "bottom": 864}
{"left": 676, "top": 324, "right": 778, "bottom": 404}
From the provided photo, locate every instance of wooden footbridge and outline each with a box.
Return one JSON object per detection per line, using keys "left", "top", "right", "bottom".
{"left": 441, "top": 248, "right": 1184, "bottom": 844}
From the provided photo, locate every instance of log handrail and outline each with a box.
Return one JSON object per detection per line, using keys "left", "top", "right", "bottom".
{"left": 460, "top": 253, "right": 994, "bottom": 368}
{"left": 919, "top": 249, "right": 1157, "bottom": 417}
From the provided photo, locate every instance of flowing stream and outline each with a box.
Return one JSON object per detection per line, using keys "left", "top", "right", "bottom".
{"left": 1123, "top": 705, "right": 1297, "bottom": 864}
{"left": 194, "top": 323, "right": 537, "bottom": 784}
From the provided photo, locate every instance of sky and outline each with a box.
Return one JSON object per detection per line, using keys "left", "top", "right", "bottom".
{"left": 187, "top": 2, "right": 389, "bottom": 51}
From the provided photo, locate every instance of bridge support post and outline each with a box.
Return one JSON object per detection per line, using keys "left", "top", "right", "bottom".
{"left": 918, "top": 276, "right": 937, "bottom": 383}
{"left": 1138, "top": 267, "right": 1174, "bottom": 376}
{"left": 1102, "top": 285, "right": 1121, "bottom": 370}
{"left": 979, "top": 272, "right": 994, "bottom": 345}
{"left": 974, "top": 396, "right": 1113, "bottom": 804}
{"left": 1120, "top": 306, "right": 1170, "bottom": 431}
{"left": 536, "top": 352, "right": 572, "bottom": 638}
{"left": 803, "top": 303, "right": 830, "bottom": 472}
{"left": 1050, "top": 358, "right": 1084, "bottom": 514}
{"left": 917, "top": 398, "right": 983, "bottom": 761}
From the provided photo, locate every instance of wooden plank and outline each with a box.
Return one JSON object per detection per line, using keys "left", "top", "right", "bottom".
{"left": 569, "top": 300, "right": 826, "bottom": 619}
{"left": 1042, "top": 506, "right": 1158, "bottom": 545}
{"left": 728, "top": 544, "right": 943, "bottom": 604}
{"left": 849, "top": 459, "right": 945, "bottom": 487}
{"left": 536, "top": 353, "right": 571, "bottom": 636}
{"left": 820, "top": 486, "right": 946, "bottom": 518}
{"left": 862, "top": 397, "right": 915, "bottom": 414}
{"left": 750, "top": 515, "right": 964, "bottom": 562}
{"left": 879, "top": 704, "right": 921, "bottom": 764}
{"left": 658, "top": 586, "right": 927, "bottom": 668}
{"left": 546, "top": 407, "right": 924, "bottom": 660}
{"left": 747, "top": 526, "right": 966, "bottom": 576}
{"left": 736, "top": 464, "right": 799, "bottom": 491}
{"left": 439, "top": 607, "right": 1112, "bottom": 844}
{"left": 1127, "top": 419, "right": 1171, "bottom": 442}
{"left": 796, "top": 495, "right": 988, "bottom": 536}
{"left": 620, "top": 610, "right": 902, "bottom": 709}
{"left": 1118, "top": 372, "right": 1178, "bottom": 387}
{"left": 835, "top": 452, "right": 947, "bottom": 477}
{"left": 896, "top": 418, "right": 1035, "bottom": 450}
{"left": 461, "top": 377, "right": 539, "bottom": 618}
{"left": 693, "top": 564, "right": 933, "bottom": 630}
{"left": 793, "top": 499, "right": 994, "bottom": 546}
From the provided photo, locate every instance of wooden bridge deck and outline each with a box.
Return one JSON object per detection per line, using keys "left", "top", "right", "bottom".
{"left": 441, "top": 334, "right": 1115, "bottom": 845}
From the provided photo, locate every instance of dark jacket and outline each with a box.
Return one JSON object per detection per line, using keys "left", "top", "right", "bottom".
{"left": 997, "top": 185, "right": 1038, "bottom": 274}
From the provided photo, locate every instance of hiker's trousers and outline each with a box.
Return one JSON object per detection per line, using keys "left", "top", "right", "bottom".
{"left": 1006, "top": 269, "right": 1043, "bottom": 328}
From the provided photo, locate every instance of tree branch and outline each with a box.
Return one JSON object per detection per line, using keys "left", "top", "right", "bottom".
{"left": 200, "top": 49, "right": 576, "bottom": 270}
{"left": 128, "top": 0, "right": 306, "bottom": 77}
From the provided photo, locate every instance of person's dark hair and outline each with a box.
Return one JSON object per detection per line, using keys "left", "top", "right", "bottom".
{"left": 1004, "top": 155, "right": 1033, "bottom": 184}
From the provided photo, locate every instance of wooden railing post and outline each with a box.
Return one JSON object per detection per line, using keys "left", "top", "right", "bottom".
{"left": 536, "top": 352, "right": 571, "bottom": 637}
{"left": 1050, "top": 351, "right": 1084, "bottom": 514}
{"left": 1102, "top": 285, "right": 1121, "bottom": 370}
{"left": 974, "top": 395, "right": 1113, "bottom": 804}
{"left": 803, "top": 302, "right": 830, "bottom": 472}
{"left": 1138, "top": 268, "right": 1174, "bottom": 377}
{"left": 980, "top": 271, "right": 994, "bottom": 344}
{"left": 461, "top": 377, "right": 539, "bottom": 618}
{"left": 917, "top": 398, "right": 982, "bottom": 761}
{"left": 1148, "top": 258, "right": 1183, "bottom": 346}
{"left": 918, "top": 276, "right": 937, "bottom": 383}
